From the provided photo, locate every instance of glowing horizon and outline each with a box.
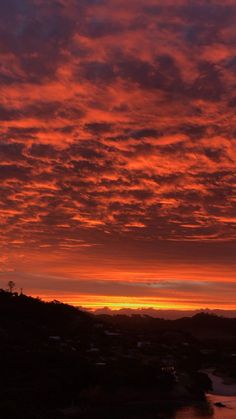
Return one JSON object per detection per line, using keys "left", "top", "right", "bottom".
{"left": 31, "top": 294, "right": 236, "bottom": 311}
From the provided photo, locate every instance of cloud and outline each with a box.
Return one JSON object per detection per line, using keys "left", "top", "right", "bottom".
{"left": 0, "top": 0, "right": 235, "bottom": 306}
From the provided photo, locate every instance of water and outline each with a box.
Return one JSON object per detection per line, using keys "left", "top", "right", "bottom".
{"left": 175, "top": 370, "right": 236, "bottom": 419}
{"left": 175, "top": 395, "right": 236, "bottom": 418}
{"left": 80, "top": 372, "right": 236, "bottom": 418}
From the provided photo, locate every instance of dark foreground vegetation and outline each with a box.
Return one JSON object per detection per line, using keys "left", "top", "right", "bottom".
{"left": 0, "top": 290, "right": 236, "bottom": 418}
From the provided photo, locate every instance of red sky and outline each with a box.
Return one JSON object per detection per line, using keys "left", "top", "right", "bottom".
{"left": 0, "top": 0, "right": 236, "bottom": 309}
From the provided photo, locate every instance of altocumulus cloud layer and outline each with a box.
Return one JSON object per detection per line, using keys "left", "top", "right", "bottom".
{"left": 0, "top": 0, "right": 236, "bottom": 308}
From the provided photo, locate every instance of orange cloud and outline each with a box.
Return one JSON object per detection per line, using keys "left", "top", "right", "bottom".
{"left": 0, "top": 0, "right": 235, "bottom": 308}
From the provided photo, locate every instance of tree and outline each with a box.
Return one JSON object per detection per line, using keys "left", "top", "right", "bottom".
{"left": 7, "top": 281, "right": 15, "bottom": 293}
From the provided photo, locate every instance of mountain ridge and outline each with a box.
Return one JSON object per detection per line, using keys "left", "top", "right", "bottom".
{"left": 92, "top": 307, "right": 236, "bottom": 320}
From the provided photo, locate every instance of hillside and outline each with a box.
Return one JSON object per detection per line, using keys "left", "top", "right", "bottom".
{"left": 0, "top": 290, "right": 235, "bottom": 419}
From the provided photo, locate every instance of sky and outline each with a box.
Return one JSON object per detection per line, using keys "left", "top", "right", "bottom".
{"left": 0, "top": 0, "right": 236, "bottom": 310}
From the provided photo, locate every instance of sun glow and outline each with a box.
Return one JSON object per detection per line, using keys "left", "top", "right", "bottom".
{"left": 32, "top": 293, "right": 236, "bottom": 311}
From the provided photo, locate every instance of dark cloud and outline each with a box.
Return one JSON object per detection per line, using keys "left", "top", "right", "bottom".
{"left": 0, "top": 164, "right": 31, "bottom": 181}
{"left": 79, "top": 61, "right": 115, "bottom": 83}
{"left": 189, "top": 61, "right": 224, "bottom": 101}
{"left": 0, "top": 0, "right": 32, "bottom": 18}
{"left": 0, "top": 105, "right": 21, "bottom": 121}
{"left": 180, "top": 3, "right": 234, "bottom": 24}
{"left": 0, "top": 142, "right": 25, "bottom": 161}
{"left": 115, "top": 53, "right": 183, "bottom": 92}
{"left": 29, "top": 144, "right": 58, "bottom": 158}
{"left": 85, "top": 122, "right": 114, "bottom": 134}
{"left": 80, "top": 18, "right": 123, "bottom": 38}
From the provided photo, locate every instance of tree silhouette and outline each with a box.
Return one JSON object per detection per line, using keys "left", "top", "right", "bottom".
{"left": 7, "top": 281, "right": 15, "bottom": 293}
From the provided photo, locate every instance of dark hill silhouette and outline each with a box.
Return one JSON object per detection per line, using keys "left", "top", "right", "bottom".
{"left": 0, "top": 290, "right": 235, "bottom": 419}
{"left": 97, "top": 311, "right": 236, "bottom": 338}
{"left": 1, "top": 290, "right": 235, "bottom": 339}
{"left": 0, "top": 289, "right": 92, "bottom": 337}
{"left": 94, "top": 307, "right": 236, "bottom": 319}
